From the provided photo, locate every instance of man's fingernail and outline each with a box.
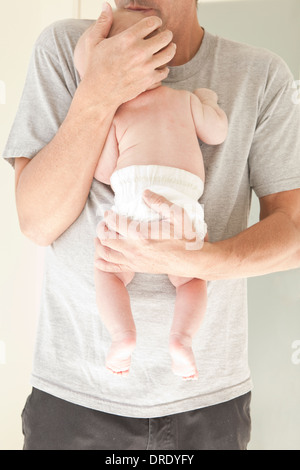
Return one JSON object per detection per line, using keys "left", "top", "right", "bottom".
{"left": 102, "top": 2, "right": 110, "bottom": 13}
{"left": 104, "top": 210, "right": 113, "bottom": 219}
{"left": 146, "top": 16, "right": 157, "bottom": 27}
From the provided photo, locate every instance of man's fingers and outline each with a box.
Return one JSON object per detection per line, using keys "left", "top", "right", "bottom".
{"left": 96, "top": 219, "right": 121, "bottom": 240}
{"left": 142, "top": 190, "right": 175, "bottom": 219}
{"left": 133, "top": 20, "right": 176, "bottom": 67}
{"left": 103, "top": 212, "right": 146, "bottom": 240}
{"left": 128, "top": 15, "right": 163, "bottom": 40}
{"left": 143, "top": 190, "right": 185, "bottom": 223}
{"left": 94, "top": 238, "right": 124, "bottom": 272}
{"left": 103, "top": 213, "right": 130, "bottom": 238}
{"left": 142, "top": 190, "right": 198, "bottom": 239}
{"left": 147, "top": 29, "right": 174, "bottom": 55}
{"left": 88, "top": 2, "right": 114, "bottom": 45}
{"left": 151, "top": 44, "right": 177, "bottom": 73}
{"left": 101, "top": 192, "right": 198, "bottom": 243}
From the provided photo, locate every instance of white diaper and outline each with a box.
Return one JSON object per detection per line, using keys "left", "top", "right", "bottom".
{"left": 110, "top": 165, "right": 207, "bottom": 241}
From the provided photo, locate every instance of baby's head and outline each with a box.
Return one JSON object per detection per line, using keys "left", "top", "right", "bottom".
{"left": 75, "top": 9, "right": 163, "bottom": 79}
{"left": 109, "top": 9, "right": 153, "bottom": 37}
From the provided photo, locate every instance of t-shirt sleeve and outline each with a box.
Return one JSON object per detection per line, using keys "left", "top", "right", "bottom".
{"left": 1, "top": 20, "right": 82, "bottom": 168}
{"left": 249, "top": 55, "right": 300, "bottom": 198}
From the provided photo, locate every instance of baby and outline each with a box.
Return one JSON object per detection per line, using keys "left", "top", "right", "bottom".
{"left": 74, "top": 9, "right": 228, "bottom": 380}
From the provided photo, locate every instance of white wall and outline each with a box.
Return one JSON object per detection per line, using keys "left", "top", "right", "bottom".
{"left": 0, "top": 0, "right": 80, "bottom": 451}
{"left": 0, "top": 0, "right": 299, "bottom": 450}
{"left": 199, "top": 0, "right": 300, "bottom": 450}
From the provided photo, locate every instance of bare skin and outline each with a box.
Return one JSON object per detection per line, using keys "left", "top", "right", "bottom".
{"left": 89, "top": 6, "right": 300, "bottom": 291}
{"left": 14, "top": 3, "right": 177, "bottom": 246}
{"left": 93, "top": 87, "right": 225, "bottom": 378}
{"left": 75, "top": 10, "right": 228, "bottom": 378}
{"left": 13, "top": 1, "right": 203, "bottom": 381}
{"left": 13, "top": 1, "right": 300, "bottom": 377}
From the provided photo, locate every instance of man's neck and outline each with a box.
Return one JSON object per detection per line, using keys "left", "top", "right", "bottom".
{"left": 169, "top": 23, "right": 204, "bottom": 66}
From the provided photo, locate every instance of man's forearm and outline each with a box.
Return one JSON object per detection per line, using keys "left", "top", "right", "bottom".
{"left": 198, "top": 211, "right": 300, "bottom": 281}
{"left": 16, "top": 11, "right": 175, "bottom": 247}
{"left": 95, "top": 190, "right": 300, "bottom": 280}
{"left": 16, "top": 85, "right": 117, "bottom": 246}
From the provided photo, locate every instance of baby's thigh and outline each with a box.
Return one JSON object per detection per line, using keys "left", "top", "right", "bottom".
{"left": 168, "top": 275, "right": 194, "bottom": 288}
{"left": 114, "top": 271, "right": 135, "bottom": 287}
{"left": 94, "top": 269, "right": 135, "bottom": 289}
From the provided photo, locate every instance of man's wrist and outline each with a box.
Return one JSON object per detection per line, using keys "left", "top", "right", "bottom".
{"left": 187, "top": 240, "right": 232, "bottom": 282}
{"left": 73, "top": 79, "right": 120, "bottom": 119}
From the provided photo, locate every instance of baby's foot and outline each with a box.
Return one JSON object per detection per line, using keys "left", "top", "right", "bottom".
{"left": 169, "top": 334, "right": 198, "bottom": 381}
{"left": 106, "top": 331, "right": 136, "bottom": 376}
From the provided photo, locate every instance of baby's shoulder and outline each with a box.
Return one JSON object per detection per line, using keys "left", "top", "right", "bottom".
{"left": 117, "top": 87, "right": 191, "bottom": 116}
{"left": 159, "top": 86, "right": 190, "bottom": 96}
{"left": 149, "top": 86, "right": 192, "bottom": 104}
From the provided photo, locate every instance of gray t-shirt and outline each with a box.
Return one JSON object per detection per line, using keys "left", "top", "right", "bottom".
{"left": 3, "top": 19, "right": 300, "bottom": 418}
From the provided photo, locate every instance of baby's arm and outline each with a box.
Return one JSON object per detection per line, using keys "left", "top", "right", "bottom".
{"left": 94, "top": 123, "right": 119, "bottom": 184}
{"left": 191, "top": 88, "right": 228, "bottom": 145}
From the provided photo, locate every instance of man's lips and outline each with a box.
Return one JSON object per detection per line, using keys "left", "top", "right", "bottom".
{"left": 125, "top": 5, "right": 155, "bottom": 12}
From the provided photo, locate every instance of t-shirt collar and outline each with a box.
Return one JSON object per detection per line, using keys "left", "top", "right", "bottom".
{"left": 164, "top": 29, "right": 211, "bottom": 83}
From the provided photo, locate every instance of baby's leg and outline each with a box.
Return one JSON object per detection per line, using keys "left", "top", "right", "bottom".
{"left": 168, "top": 275, "right": 207, "bottom": 380}
{"left": 94, "top": 268, "right": 136, "bottom": 376}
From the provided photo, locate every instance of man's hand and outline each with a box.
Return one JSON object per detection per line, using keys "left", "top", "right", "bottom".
{"left": 76, "top": 3, "right": 176, "bottom": 110}
{"left": 94, "top": 188, "right": 300, "bottom": 281}
{"left": 94, "top": 190, "right": 208, "bottom": 277}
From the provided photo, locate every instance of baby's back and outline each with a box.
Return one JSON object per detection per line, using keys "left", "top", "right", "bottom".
{"left": 114, "top": 86, "right": 205, "bottom": 181}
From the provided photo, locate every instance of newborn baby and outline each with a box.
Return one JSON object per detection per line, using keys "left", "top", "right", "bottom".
{"left": 74, "top": 9, "right": 228, "bottom": 379}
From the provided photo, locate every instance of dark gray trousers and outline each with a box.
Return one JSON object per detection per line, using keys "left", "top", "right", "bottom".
{"left": 22, "top": 388, "right": 251, "bottom": 450}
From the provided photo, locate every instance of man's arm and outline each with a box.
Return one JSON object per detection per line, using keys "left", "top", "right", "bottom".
{"left": 15, "top": 5, "right": 176, "bottom": 246}
{"left": 15, "top": 97, "right": 116, "bottom": 247}
{"left": 93, "top": 188, "right": 300, "bottom": 281}
{"left": 201, "top": 189, "right": 300, "bottom": 280}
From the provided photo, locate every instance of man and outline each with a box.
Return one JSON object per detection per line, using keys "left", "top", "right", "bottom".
{"left": 3, "top": 0, "right": 300, "bottom": 450}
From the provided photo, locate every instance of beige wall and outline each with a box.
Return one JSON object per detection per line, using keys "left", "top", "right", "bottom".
{"left": 200, "top": 0, "right": 300, "bottom": 450}
{"left": 0, "top": 0, "right": 80, "bottom": 451}
{"left": 0, "top": 0, "right": 299, "bottom": 450}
